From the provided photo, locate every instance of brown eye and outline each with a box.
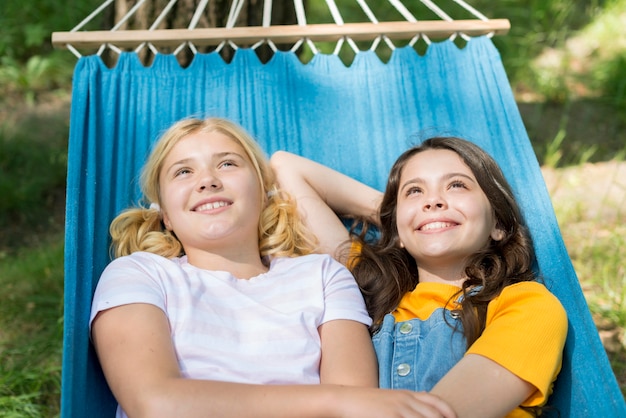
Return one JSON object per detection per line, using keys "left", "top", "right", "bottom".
{"left": 405, "top": 186, "right": 422, "bottom": 196}
{"left": 449, "top": 180, "right": 467, "bottom": 189}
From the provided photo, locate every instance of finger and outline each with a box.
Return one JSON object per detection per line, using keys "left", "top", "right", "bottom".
{"left": 411, "top": 392, "right": 457, "bottom": 418}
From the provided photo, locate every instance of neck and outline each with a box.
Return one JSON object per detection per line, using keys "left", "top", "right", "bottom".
{"left": 184, "top": 246, "right": 269, "bottom": 279}
{"left": 417, "top": 263, "right": 466, "bottom": 288}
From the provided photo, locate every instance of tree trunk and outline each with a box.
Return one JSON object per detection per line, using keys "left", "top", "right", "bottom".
{"left": 107, "top": 0, "right": 299, "bottom": 64}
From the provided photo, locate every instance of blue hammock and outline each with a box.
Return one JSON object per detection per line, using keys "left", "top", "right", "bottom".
{"left": 62, "top": 36, "right": 625, "bottom": 417}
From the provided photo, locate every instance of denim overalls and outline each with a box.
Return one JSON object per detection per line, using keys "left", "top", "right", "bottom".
{"left": 372, "top": 308, "right": 466, "bottom": 390}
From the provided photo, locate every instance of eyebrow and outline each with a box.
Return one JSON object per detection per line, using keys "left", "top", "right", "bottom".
{"left": 400, "top": 172, "right": 476, "bottom": 191}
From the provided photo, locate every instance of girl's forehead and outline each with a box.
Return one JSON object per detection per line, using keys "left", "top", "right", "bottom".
{"left": 165, "top": 131, "right": 247, "bottom": 161}
{"left": 403, "top": 149, "right": 471, "bottom": 175}
{"left": 179, "top": 130, "right": 240, "bottom": 149}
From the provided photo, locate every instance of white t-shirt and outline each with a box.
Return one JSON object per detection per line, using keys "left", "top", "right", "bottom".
{"left": 90, "top": 251, "right": 371, "bottom": 386}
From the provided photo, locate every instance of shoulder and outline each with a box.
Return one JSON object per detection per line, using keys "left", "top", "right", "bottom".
{"left": 272, "top": 253, "right": 345, "bottom": 270}
{"left": 489, "top": 281, "right": 567, "bottom": 327}
{"left": 270, "top": 254, "right": 359, "bottom": 289}
{"left": 99, "top": 252, "right": 187, "bottom": 288}
{"left": 105, "top": 251, "right": 182, "bottom": 272}
{"left": 496, "top": 281, "right": 563, "bottom": 305}
{"left": 91, "top": 253, "right": 179, "bottom": 326}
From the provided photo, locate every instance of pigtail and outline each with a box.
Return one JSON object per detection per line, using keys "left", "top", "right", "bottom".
{"left": 109, "top": 207, "right": 182, "bottom": 259}
{"left": 258, "top": 188, "right": 318, "bottom": 258}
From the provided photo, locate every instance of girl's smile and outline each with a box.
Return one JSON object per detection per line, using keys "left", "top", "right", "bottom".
{"left": 395, "top": 149, "right": 503, "bottom": 282}
{"left": 158, "top": 130, "right": 264, "bottom": 264}
{"left": 192, "top": 198, "right": 233, "bottom": 213}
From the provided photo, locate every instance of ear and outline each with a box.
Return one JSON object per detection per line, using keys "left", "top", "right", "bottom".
{"left": 162, "top": 212, "right": 173, "bottom": 231}
{"left": 491, "top": 227, "right": 505, "bottom": 242}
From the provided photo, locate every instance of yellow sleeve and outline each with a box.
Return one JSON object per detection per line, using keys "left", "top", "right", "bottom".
{"left": 347, "top": 240, "right": 362, "bottom": 270}
{"left": 466, "top": 281, "right": 568, "bottom": 407}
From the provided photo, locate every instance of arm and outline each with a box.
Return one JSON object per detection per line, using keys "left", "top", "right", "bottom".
{"left": 430, "top": 354, "right": 533, "bottom": 418}
{"left": 92, "top": 303, "right": 457, "bottom": 418}
{"left": 430, "top": 283, "right": 568, "bottom": 418}
{"left": 318, "top": 319, "right": 378, "bottom": 387}
{"left": 270, "top": 151, "right": 382, "bottom": 261}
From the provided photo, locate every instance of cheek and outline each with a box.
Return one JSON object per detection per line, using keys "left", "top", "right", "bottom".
{"left": 459, "top": 199, "right": 498, "bottom": 237}
{"left": 240, "top": 178, "right": 264, "bottom": 207}
{"left": 158, "top": 184, "right": 189, "bottom": 228}
{"left": 161, "top": 180, "right": 190, "bottom": 202}
{"left": 394, "top": 202, "right": 414, "bottom": 240}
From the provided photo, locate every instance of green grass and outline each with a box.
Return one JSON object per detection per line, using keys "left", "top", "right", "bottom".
{"left": 554, "top": 189, "right": 626, "bottom": 316}
{"left": 0, "top": 235, "right": 64, "bottom": 418}
{"left": 0, "top": 92, "right": 67, "bottom": 417}
{"left": 556, "top": 213, "right": 626, "bottom": 395}
{"left": 546, "top": 155, "right": 626, "bottom": 396}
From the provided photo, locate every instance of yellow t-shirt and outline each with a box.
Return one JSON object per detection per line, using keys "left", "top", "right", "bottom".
{"left": 394, "top": 281, "right": 568, "bottom": 417}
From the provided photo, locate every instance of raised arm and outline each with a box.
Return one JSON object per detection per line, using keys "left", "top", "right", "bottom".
{"left": 270, "top": 151, "right": 382, "bottom": 262}
{"left": 92, "top": 303, "right": 457, "bottom": 418}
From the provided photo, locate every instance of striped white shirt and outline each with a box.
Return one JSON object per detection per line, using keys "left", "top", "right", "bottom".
{"left": 90, "top": 251, "right": 371, "bottom": 386}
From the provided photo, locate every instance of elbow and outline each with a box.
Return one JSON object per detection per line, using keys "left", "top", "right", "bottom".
{"left": 270, "top": 150, "right": 302, "bottom": 190}
{"left": 118, "top": 385, "right": 181, "bottom": 418}
{"left": 269, "top": 150, "right": 295, "bottom": 175}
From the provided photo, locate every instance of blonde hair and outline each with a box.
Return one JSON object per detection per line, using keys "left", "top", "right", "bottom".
{"left": 110, "top": 117, "right": 317, "bottom": 259}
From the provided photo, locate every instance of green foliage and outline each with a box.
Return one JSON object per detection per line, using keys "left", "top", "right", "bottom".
{"left": 575, "top": 0, "right": 626, "bottom": 111}
{"left": 0, "top": 52, "right": 75, "bottom": 104}
{"left": 0, "top": 0, "right": 103, "bottom": 62}
{"left": 467, "top": 0, "right": 606, "bottom": 102}
{"left": 542, "top": 128, "right": 566, "bottom": 168}
{"left": 0, "top": 113, "right": 68, "bottom": 249}
{"left": 0, "top": 0, "right": 100, "bottom": 96}
{"left": 592, "top": 53, "right": 626, "bottom": 110}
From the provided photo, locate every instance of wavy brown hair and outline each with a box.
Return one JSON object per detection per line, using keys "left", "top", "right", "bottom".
{"left": 110, "top": 117, "right": 317, "bottom": 260}
{"left": 351, "top": 137, "right": 537, "bottom": 346}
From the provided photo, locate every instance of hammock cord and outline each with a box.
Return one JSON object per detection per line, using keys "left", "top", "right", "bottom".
{"left": 135, "top": 0, "right": 179, "bottom": 55}
{"left": 453, "top": 0, "right": 490, "bottom": 21}
{"left": 98, "top": 0, "right": 151, "bottom": 55}
{"left": 289, "top": 0, "right": 319, "bottom": 56}
{"left": 260, "top": 0, "right": 281, "bottom": 52}
{"left": 60, "top": 0, "right": 503, "bottom": 60}
{"left": 420, "top": 0, "right": 465, "bottom": 41}
{"left": 353, "top": 0, "right": 393, "bottom": 51}
{"left": 185, "top": 0, "right": 212, "bottom": 54}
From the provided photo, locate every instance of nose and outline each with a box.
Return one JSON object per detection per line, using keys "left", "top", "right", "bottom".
{"left": 423, "top": 194, "right": 447, "bottom": 211}
{"left": 198, "top": 170, "right": 222, "bottom": 191}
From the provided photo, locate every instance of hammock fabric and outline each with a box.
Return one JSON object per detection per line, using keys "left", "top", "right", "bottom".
{"left": 62, "top": 36, "right": 625, "bottom": 417}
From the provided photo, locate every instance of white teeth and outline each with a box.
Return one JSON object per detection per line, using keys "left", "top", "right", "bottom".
{"left": 195, "top": 201, "right": 229, "bottom": 211}
{"left": 420, "top": 221, "right": 454, "bottom": 231}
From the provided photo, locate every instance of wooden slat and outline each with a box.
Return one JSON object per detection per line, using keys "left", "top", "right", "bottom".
{"left": 51, "top": 19, "right": 510, "bottom": 49}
